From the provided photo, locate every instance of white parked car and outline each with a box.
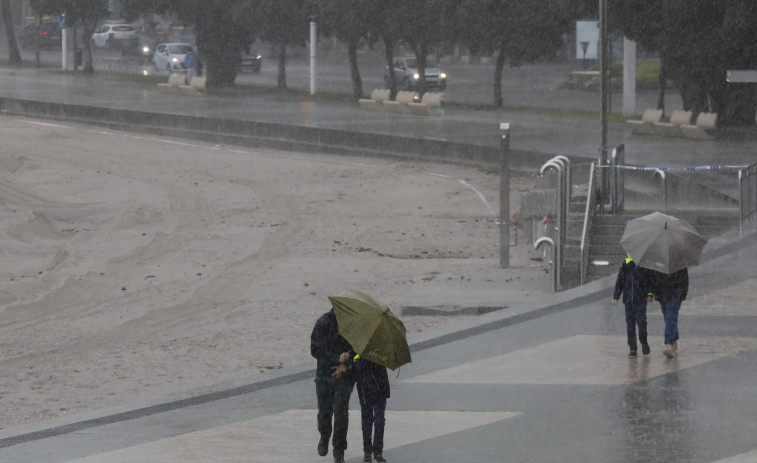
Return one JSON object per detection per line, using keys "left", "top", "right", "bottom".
{"left": 91, "top": 24, "right": 136, "bottom": 49}
{"left": 152, "top": 43, "right": 194, "bottom": 73}
{"left": 385, "top": 56, "right": 447, "bottom": 91}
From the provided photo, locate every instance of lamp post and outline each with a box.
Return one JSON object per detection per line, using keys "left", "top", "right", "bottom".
{"left": 499, "top": 123, "right": 511, "bottom": 268}
{"left": 310, "top": 17, "right": 317, "bottom": 94}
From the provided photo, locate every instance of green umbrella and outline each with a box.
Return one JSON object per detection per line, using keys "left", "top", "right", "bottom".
{"left": 328, "top": 289, "right": 411, "bottom": 371}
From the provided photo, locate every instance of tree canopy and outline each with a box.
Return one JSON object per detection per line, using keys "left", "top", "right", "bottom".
{"left": 611, "top": 0, "right": 757, "bottom": 126}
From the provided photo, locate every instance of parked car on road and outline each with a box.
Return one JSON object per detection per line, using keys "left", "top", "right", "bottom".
{"left": 238, "top": 51, "right": 262, "bottom": 72}
{"left": 152, "top": 42, "right": 194, "bottom": 73}
{"left": 385, "top": 56, "right": 447, "bottom": 91}
{"left": 18, "top": 21, "right": 62, "bottom": 49}
{"left": 91, "top": 23, "right": 136, "bottom": 49}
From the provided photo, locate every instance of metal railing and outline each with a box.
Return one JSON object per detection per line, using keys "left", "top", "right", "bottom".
{"left": 579, "top": 161, "right": 598, "bottom": 285}
{"left": 739, "top": 162, "right": 757, "bottom": 228}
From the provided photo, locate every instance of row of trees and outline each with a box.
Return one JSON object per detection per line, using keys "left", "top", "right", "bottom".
{"left": 3, "top": 0, "right": 756, "bottom": 125}
{"left": 611, "top": 0, "right": 757, "bottom": 126}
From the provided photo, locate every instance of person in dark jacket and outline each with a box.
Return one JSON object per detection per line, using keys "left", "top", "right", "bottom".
{"left": 355, "top": 356, "right": 390, "bottom": 463}
{"left": 311, "top": 309, "right": 356, "bottom": 463}
{"left": 613, "top": 253, "right": 655, "bottom": 358}
{"left": 653, "top": 268, "right": 689, "bottom": 358}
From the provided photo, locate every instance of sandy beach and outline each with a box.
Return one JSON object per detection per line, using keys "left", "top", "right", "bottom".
{"left": 0, "top": 115, "right": 550, "bottom": 429}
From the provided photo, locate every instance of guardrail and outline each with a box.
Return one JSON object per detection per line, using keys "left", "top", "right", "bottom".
{"left": 739, "top": 162, "right": 757, "bottom": 228}
{"left": 579, "top": 161, "right": 598, "bottom": 285}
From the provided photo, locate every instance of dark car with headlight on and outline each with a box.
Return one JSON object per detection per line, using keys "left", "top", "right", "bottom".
{"left": 385, "top": 56, "right": 447, "bottom": 91}
{"left": 121, "top": 33, "right": 159, "bottom": 63}
{"left": 238, "top": 51, "right": 262, "bottom": 73}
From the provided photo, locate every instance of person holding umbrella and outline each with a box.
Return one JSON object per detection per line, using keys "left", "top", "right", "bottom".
{"left": 653, "top": 268, "right": 689, "bottom": 358}
{"left": 620, "top": 211, "right": 704, "bottom": 359}
{"left": 354, "top": 354, "right": 390, "bottom": 463}
{"left": 310, "top": 308, "right": 356, "bottom": 463}
{"left": 327, "top": 289, "right": 411, "bottom": 463}
{"left": 612, "top": 253, "right": 655, "bottom": 358}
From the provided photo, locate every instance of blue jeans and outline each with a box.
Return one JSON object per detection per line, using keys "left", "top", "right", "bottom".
{"left": 624, "top": 301, "right": 648, "bottom": 350}
{"left": 359, "top": 397, "right": 386, "bottom": 456}
{"left": 660, "top": 300, "right": 682, "bottom": 345}
{"left": 315, "top": 376, "right": 354, "bottom": 452}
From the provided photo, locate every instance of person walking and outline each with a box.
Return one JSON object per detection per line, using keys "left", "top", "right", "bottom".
{"left": 354, "top": 355, "right": 390, "bottom": 463}
{"left": 184, "top": 48, "right": 197, "bottom": 84}
{"left": 311, "top": 308, "right": 356, "bottom": 463}
{"left": 612, "top": 253, "right": 655, "bottom": 358}
{"left": 653, "top": 268, "right": 689, "bottom": 358}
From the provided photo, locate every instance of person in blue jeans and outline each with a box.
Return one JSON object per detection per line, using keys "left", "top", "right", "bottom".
{"left": 355, "top": 355, "right": 390, "bottom": 463}
{"left": 653, "top": 268, "right": 689, "bottom": 358}
{"left": 612, "top": 253, "right": 655, "bottom": 358}
{"left": 311, "top": 309, "right": 355, "bottom": 463}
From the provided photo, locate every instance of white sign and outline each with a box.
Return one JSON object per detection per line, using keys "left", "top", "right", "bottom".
{"left": 576, "top": 21, "right": 599, "bottom": 60}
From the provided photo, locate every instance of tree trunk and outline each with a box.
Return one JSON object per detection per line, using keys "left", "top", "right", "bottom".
{"left": 382, "top": 39, "right": 396, "bottom": 100}
{"left": 656, "top": 55, "right": 666, "bottom": 116}
{"left": 277, "top": 42, "right": 287, "bottom": 90}
{"left": 347, "top": 38, "right": 363, "bottom": 101}
{"left": 493, "top": 46, "right": 506, "bottom": 107}
{"left": 1, "top": 0, "right": 21, "bottom": 65}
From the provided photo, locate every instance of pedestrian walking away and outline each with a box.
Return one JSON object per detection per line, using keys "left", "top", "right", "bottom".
{"left": 653, "top": 268, "right": 689, "bottom": 358}
{"left": 311, "top": 308, "right": 356, "bottom": 463}
{"left": 612, "top": 253, "right": 655, "bottom": 358}
{"left": 355, "top": 355, "right": 391, "bottom": 463}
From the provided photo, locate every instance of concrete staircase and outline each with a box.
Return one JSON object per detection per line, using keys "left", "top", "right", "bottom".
{"left": 561, "top": 207, "right": 740, "bottom": 289}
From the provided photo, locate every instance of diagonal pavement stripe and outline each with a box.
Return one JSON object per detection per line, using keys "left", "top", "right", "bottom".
{"left": 405, "top": 335, "right": 757, "bottom": 385}
{"left": 63, "top": 409, "right": 520, "bottom": 463}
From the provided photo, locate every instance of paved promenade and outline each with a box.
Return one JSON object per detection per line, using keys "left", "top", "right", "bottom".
{"left": 0, "top": 61, "right": 756, "bottom": 462}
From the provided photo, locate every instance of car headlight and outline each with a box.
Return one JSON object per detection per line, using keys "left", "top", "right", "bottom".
{"left": 172, "top": 57, "right": 179, "bottom": 63}
{"left": 413, "top": 73, "right": 420, "bottom": 80}
{"left": 142, "top": 46, "right": 150, "bottom": 54}
{"left": 440, "top": 72, "right": 447, "bottom": 79}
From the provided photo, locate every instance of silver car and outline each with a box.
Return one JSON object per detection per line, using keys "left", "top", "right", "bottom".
{"left": 152, "top": 43, "right": 193, "bottom": 73}
{"left": 385, "top": 57, "right": 447, "bottom": 91}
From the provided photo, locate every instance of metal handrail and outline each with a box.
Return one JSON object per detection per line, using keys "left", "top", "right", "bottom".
{"left": 739, "top": 162, "right": 757, "bottom": 229}
{"left": 579, "top": 162, "right": 598, "bottom": 285}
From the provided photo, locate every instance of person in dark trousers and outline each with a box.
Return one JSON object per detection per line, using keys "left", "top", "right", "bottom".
{"left": 311, "top": 308, "right": 355, "bottom": 463}
{"left": 612, "top": 253, "right": 655, "bottom": 358}
{"left": 184, "top": 48, "right": 197, "bottom": 84}
{"left": 355, "top": 355, "right": 390, "bottom": 463}
{"left": 653, "top": 268, "right": 689, "bottom": 358}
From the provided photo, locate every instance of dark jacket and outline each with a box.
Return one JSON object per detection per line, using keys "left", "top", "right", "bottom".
{"left": 653, "top": 268, "right": 689, "bottom": 302}
{"left": 310, "top": 309, "right": 354, "bottom": 379}
{"left": 613, "top": 258, "right": 655, "bottom": 304}
{"left": 355, "top": 358, "right": 390, "bottom": 405}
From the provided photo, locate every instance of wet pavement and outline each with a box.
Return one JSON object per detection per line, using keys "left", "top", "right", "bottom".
{"left": 0, "top": 61, "right": 757, "bottom": 462}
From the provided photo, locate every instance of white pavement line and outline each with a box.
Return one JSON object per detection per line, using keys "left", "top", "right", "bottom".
{"left": 63, "top": 409, "right": 519, "bottom": 463}
{"left": 405, "top": 335, "right": 757, "bottom": 385}
{"left": 711, "top": 449, "right": 757, "bottom": 463}
{"left": 683, "top": 278, "right": 757, "bottom": 316}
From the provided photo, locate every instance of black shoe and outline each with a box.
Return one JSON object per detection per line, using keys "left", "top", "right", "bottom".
{"left": 334, "top": 451, "right": 345, "bottom": 463}
{"left": 641, "top": 343, "right": 650, "bottom": 355}
{"left": 318, "top": 437, "right": 328, "bottom": 457}
{"left": 628, "top": 350, "right": 638, "bottom": 358}
{"left": 363, "top": 455, "right": 373, "bottom": 462}
{"left": 375, "top": 455, "right": 387, "bottom": 463}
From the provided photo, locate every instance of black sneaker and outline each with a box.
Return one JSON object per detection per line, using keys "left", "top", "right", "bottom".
{"left": 363, "top": 455, "right": 372, "bottom": 462}
{"left": 375, "top": 456, "right": 387, "bottom": 463}
{"left": 628, "top": 350, "right": 638, "bottom": 358}
{"left": 641, "top": 343, "right": 650, "bottom": 355}
{"left": 318, "top": 437, "right": 328, "bottom": 457}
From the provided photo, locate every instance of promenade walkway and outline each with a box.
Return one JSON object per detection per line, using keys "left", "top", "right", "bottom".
{"left": 0, "top": 61, "right": 756, "bottom": 462}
